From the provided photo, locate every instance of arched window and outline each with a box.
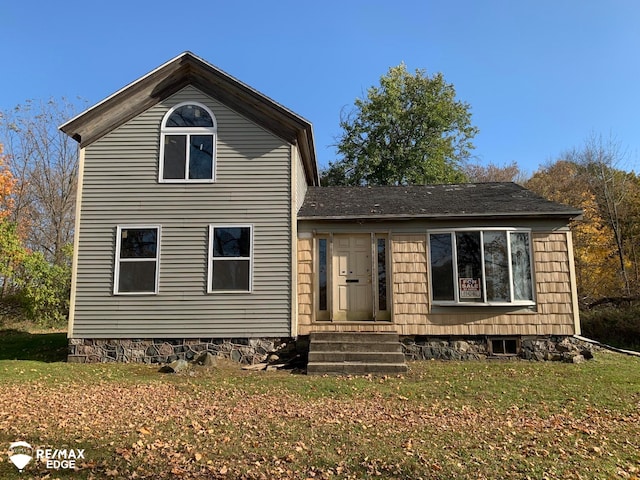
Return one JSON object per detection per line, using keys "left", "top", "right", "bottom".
{"left": 159, "top": 102, "right": 217, "bottom": 182}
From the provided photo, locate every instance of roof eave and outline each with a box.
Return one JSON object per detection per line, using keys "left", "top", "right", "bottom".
{"left": 296, "top": 127, "right": 320, "bottom": 185}
{"left": 297, "top": 210, "right": 583, "bottom": 221}
{"left": 59, "top": 51, "right": 320, "bottom": 185}
{"left": 59, "top": 51, "right": 191, "bottom": 144}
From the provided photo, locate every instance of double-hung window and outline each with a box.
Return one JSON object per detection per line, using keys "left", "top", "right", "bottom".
{"left": 114, "top": 226, "right": 160, "bottom": 294}
{"left": 160, "top": 102, "right": 217, "bottom": 182}
{"left": 429, "top": 229, "right": 534, "bottom": 305}
{"left": 208, "top": 226, "right": 253, "bottom": 292}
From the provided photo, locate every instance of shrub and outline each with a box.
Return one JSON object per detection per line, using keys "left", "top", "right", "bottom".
{"left": 14, "top": 245, "right": 72, "bottom": 328}
{"left": 580, "top": 305, "right": 640, "bottom": 350}
{"left": 0, "top": 221, "right": 24, "bottom": 297}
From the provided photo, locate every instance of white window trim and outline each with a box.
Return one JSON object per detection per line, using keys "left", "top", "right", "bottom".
{"left": 114, "top": 225, "right": 161, "bottom": 295}
{"left": 427, "top": 227, "right": 535, "bottom": 307}
{"left": 159, "top": 101, "right": 217, "bottom": 183}
{"left": 207, "top": 225, "right": 254, "bottom": 293}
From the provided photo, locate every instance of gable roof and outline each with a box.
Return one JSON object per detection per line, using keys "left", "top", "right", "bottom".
{"left": 60, "top": 51, "right": 319, "bottom": 185}
{"left": 298, "top": 183, "right": 582, "bottom": 220}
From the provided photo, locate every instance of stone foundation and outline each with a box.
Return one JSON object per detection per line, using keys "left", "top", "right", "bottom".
{"left": 68, "top": 337, "right": 290, "bottom": 364}
{"left": 69, "top": 335, "right": 599, "bottom": 365}
{"left": 401, "top": 336, "right": 488, "bottom": 361}
{"left": 401, "top": 335, "right": 598, "bottom": 362}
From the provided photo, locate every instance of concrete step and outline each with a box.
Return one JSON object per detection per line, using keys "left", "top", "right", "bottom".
{"left": 308, "top": 351, "right": 406, "bottom": 363}
{"left": 306, "top": 331, "right": 407, "bottom": 375}
{"left": 310, "top": 332, "right": 400, "bottom": 343}
{"left": 307, "top": 361, "right": 408, "bottom": 375}
{"left": 309, "top": 341, "right": 403, "bottom": 353}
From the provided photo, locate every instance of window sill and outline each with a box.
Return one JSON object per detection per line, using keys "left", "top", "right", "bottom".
{"left": 432, "top": 301, "right": 535, "bottom": 307}
{"left": 207, "top": 290, "right": 252, "bottom": 294}
{"left": 113, "top": 292, "right": 159, "bottom": 296}
{"left": 160, "top": 179, "right": 215, "bottom": 184}
{"left": 430, "top": 303, "right": 537, "bottom": 315}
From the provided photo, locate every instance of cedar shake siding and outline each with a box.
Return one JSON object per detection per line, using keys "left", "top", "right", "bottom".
{"left": 297, "top": 237, "right": 313, "bottom": 325}
{"left": 391, "top": 235, "right": 429, "bottom": 326}
{"left": 296, "top": 229, "right": 579, "bottom": 337}
{"left": 72, "top": 86, "right": 293, "bottom": 338}
{"left": 390, "top": 231, "right": 577, "bottom": 336}
{"left": 296, "top": 184, "right": 582, "bottom": 337}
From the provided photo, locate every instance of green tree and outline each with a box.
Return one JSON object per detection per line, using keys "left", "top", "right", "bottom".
{"left": 0, "top": 221, "right": 24, "bottom": 298}
{"left": 322, "top": 64, "right": 478, "bottom": 186}
{"left": 15, "top": 245, "right": 72, "bottom": 327}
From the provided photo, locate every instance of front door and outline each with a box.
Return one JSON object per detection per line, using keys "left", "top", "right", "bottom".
{"left": 332, "top": 234, "right": 373, "bottom": 321}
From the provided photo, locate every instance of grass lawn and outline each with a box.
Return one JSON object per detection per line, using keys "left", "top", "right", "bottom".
{"left": 0, "top": 328, "right": 639, "bottom": 479}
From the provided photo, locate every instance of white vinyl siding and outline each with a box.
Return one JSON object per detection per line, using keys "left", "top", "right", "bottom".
{"left": 72, "top": 86, "right": 292, "bottom": 338}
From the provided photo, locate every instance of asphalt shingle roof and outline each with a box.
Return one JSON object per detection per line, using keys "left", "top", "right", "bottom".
{"left": 298, "top": 183, "right": 582, "bottom": 220}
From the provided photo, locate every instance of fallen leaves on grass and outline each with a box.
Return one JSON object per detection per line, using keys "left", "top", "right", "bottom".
{"left": 0, "top": 366, "right": 638, "bottom": 479}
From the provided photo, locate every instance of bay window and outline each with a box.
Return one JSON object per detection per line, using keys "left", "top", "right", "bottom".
{"left": 429, "top": 229, "right": 534, "bottom": 305}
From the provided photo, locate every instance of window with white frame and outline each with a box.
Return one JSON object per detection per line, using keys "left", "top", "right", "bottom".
{"left": 114, "top": 226, "right": 160, "bottom": 294}
{"left": 428, "top": 229, "right": 534, "bottom": 305}
{"left": 159, "top": 102, "right": 216, "bottom": 182}
{"left": 208, "top": 226, "right": 252, "bottom": 292}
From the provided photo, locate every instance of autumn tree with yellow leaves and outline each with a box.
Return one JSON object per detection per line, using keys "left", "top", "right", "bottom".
{"left": 526, "top": 137, "right": 640, "bottom": 306}
{"left": 0, "top": 142, "right": 24, "bottom": 297}
{"left": 526, "top": 161, "right": 618, "bottom": 303}
{"left": 0, "top": 143, "right": 15, "bottom": 219}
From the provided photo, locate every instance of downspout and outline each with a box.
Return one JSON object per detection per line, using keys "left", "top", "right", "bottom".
{"left": 566, "top": 229, "right": 581, "bottom": 335}
{"left": 290, "top": 144, "right": 298, "bottom": 338}
{"left": 68, "top": 147, "right": 85, "bottom": 338}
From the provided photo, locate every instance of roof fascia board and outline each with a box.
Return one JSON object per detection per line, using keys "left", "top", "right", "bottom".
{"left": 296, "top": 128, "right": 320, "bottom": 185}
{"left": 59, "top": 52, "right": 319, "bottom": 185}
{"left": 297, "top": 211, "right": 583, "bottom": 221}
{"left": 60, "top": 52, "right": 188, "bottom": 135}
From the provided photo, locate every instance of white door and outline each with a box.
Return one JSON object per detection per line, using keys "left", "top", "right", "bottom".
{"left": 332, "top": 235, "right": 373, "bottom": 321}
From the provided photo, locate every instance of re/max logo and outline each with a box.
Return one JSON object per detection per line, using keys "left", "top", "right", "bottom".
{"left": 37, "top": 448, "right": 85, "bottom": 469}
{"left": 36, "top": 448, "right": 85, "bottom": 460}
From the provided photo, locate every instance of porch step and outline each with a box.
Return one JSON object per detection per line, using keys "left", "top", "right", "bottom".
{"left": 307, "top": 332, "right": 407, "bottom": 375}
{"left": 310, "top": 341, "right": 402, "bottom": 353}
{"left": 307, "top": 362, "right": 408, "bottom": 375}
{"left": 310, "top": 332, "right": 400, "bottom": 343}
{"left": 309, "top": 351, "right": 406, "bottom": 363}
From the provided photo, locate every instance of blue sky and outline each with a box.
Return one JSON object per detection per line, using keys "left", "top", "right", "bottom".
{"left": 1, "top": 0, "right": 639, "bottom": 175}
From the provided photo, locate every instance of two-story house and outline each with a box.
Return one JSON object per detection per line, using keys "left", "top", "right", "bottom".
{"left": 61, "top": 52, "right": 582, "bottom": 368}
